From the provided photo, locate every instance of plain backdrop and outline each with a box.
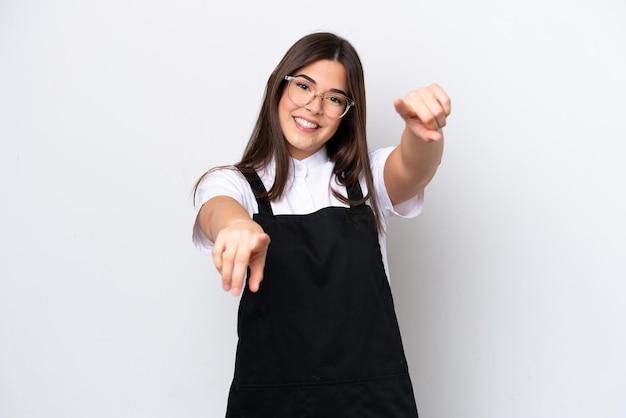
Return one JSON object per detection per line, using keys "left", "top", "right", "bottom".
{"left": 1, "top": 0, "right": 625, "bottom": 417}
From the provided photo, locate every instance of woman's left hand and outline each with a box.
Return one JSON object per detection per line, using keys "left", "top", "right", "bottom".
{"left": 393, "top": 84, "right": 451, "bottom": 143}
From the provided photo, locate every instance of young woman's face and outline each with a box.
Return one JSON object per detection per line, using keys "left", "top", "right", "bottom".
{"left": 278, "top": 59, "right": 348, "bottom": 160}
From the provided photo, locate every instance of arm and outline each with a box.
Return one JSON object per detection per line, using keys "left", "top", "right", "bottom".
{"left": 384, "top": 84, "right": 451, "bottom": 205}
{"left": 197, "top": 195, "right": 270, "bottom": 296}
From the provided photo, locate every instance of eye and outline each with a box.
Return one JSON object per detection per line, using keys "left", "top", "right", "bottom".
{"left": 326, "top": 94, "right": 346, "bottom": 107}
{"left": 295, "top": 79, "right": 313, "bottom": 92}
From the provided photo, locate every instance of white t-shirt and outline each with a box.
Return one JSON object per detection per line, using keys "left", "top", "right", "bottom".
{"left": 192, "top": 146, "right": 423, "bottom": 280}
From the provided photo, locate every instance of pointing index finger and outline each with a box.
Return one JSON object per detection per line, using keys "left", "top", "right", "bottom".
{"left": 393, "top": 98, "right": 415, "bottom": 120}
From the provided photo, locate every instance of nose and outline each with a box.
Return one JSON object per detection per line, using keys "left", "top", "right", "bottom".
{"left": 305, "top": 93, "right": 324, "bottom": 114}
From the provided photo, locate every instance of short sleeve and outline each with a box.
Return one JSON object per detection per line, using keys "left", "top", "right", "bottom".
{"left": 368, "top": 146, "right": 424, "bottom": 225}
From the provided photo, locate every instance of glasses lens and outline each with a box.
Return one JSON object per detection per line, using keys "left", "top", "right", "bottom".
{"left": 288, "top": 77, "right": 314, "bottom": 106}
{"left": 323, "top": 94, "right": 348, "bottom": 118}
{"left": 287, "top": 77, "right": 349, "bottom": 118}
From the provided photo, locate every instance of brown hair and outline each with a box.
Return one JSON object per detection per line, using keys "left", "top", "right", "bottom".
{"left": 195, "top": 32, "right": 381, "bottom": 229}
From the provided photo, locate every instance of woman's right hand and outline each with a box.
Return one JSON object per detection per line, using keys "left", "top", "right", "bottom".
{"left": 198, "top": 196, "right": 271, "bottom": 297}
{"left": 212, "top": 219, "right": 270, "bottom": 296}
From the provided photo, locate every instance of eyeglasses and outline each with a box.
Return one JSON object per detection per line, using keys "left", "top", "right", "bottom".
{"left": 284, "top": 75, "right": 355, "bottom": 119}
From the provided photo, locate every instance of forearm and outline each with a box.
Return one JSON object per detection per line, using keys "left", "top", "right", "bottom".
{"left": 385, "top": 128, "right": 443, "bottom": 205}
{"left": 386, "top": 84, "right": 450, "bottom": 204}
{"left": 197, "top": 195, "right": 259, "bottom": 242}
{"left": 399, "top": 126, "right": 444, "bottom": 186}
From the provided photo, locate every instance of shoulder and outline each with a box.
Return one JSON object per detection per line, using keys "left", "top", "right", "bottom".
{"left": 369, "top": 146, "right": 395, "bottom": 167}
{"left": 362, "top": 147, "right": 394, "bottom": 222}
{"left": 365, "top": 146, "right": 395, "bottom": 197}
{"left": 194, "top": 166, "right": 257, "bottom": 215}
{"left": 367, "top": 146, "right": 395, "bottom": 190}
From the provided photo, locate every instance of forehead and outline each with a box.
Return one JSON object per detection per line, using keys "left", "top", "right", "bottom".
{"left": 293, "top": 60, "right": 347, "bottom": 90}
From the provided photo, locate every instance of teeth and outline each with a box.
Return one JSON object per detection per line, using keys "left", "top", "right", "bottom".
{"left": 294, "top": 117, "right": 318, "bottom": 129}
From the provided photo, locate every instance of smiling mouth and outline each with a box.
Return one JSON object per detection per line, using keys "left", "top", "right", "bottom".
{"left": 294, "top": 117, "right": 319, "bottom": 129}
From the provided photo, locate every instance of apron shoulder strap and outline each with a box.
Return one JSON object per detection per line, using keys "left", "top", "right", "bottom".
{"left": 240, "top": 167, "right": 364, "bottom": 213}
{"left": 239, "top": 167, "right": 273, "bottom": 216}
{"left": 346, "top": 181, "right": 365, "bottom": 207}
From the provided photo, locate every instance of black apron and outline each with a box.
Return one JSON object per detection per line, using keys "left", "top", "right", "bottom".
{"left": 226, "top": 169, "right": 419, "bottom": 418}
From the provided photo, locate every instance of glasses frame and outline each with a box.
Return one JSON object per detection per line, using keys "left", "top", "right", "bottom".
{"left": 284, "top": 75, "right": 355, "bottom": 119}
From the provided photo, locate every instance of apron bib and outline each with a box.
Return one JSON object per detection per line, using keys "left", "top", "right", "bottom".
{"left": 226, "top": 169, "right": 418, "bottom": 418}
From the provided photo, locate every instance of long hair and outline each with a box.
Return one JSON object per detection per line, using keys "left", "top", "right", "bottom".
{"left": 195, "top": 32, "right": 381, "bottom": 229}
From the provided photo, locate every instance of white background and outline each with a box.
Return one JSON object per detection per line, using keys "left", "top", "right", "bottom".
{"left": 1, "top": 0, "right": 625, "bottom": 417}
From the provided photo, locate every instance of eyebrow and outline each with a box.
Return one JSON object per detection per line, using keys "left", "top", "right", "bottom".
{"left": 295, "top": 73, "right": 350, "bottom": 97}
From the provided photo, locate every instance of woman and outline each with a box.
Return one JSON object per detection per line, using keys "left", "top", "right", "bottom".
{"left": 193, "top": 31, "right": 450, "bottom": 417}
